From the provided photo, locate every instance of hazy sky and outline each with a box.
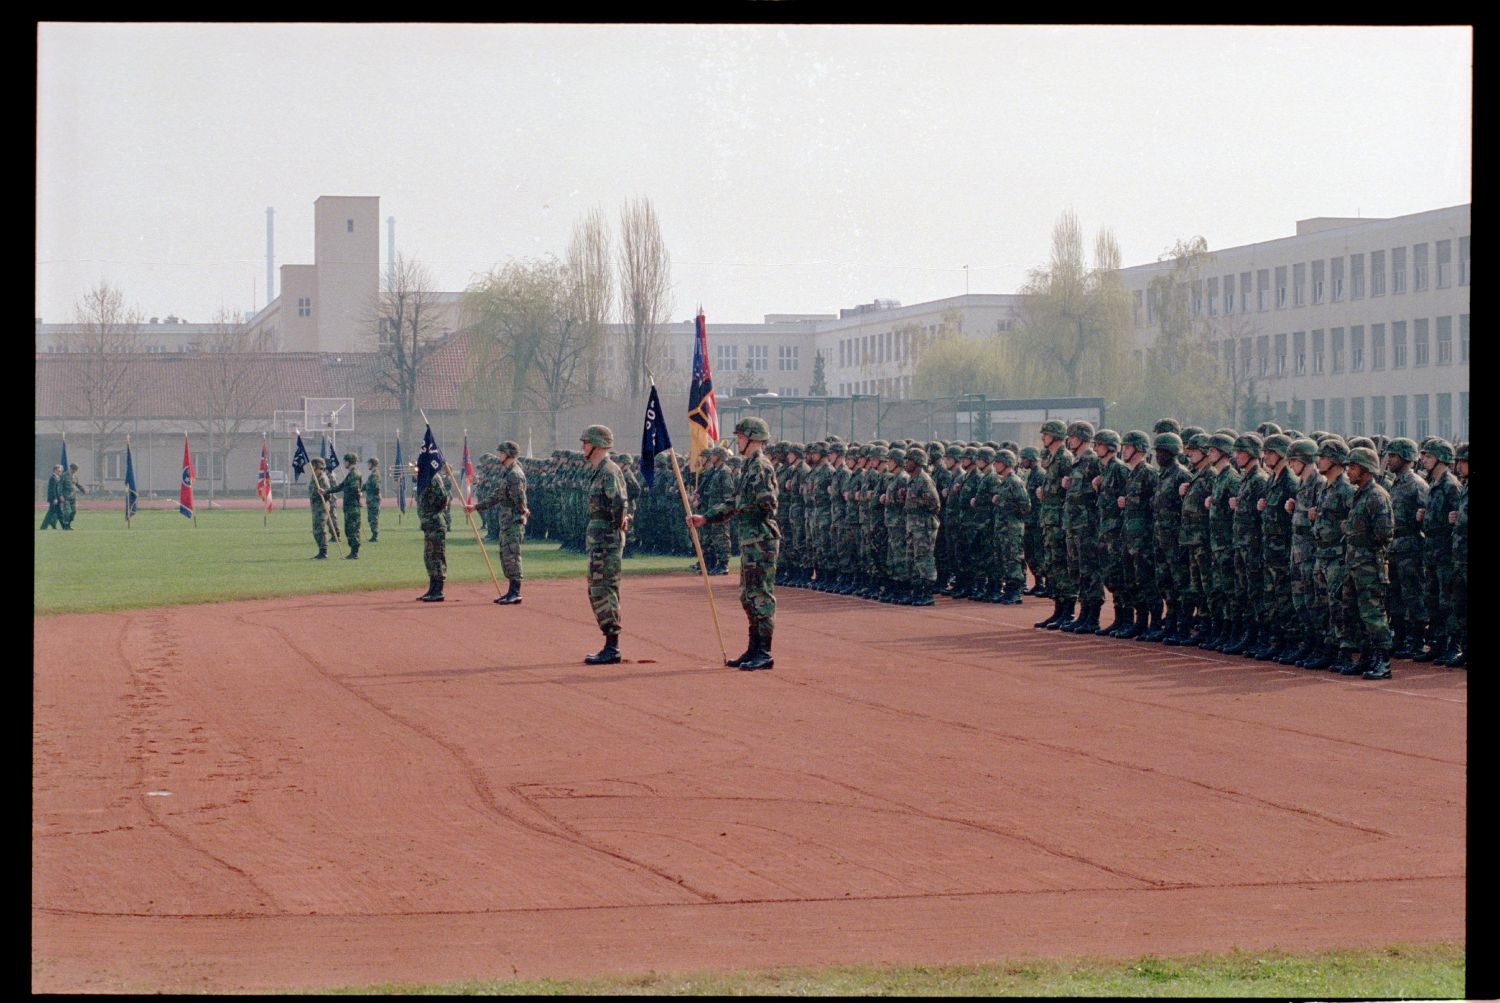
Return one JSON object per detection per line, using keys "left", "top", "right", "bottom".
{"left": 36, "top": 23, "right": 1471, "bottom": 326}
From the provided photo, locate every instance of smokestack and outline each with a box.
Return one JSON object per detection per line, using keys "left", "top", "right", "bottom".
{"left": 265, "top": 207, "right": 275, "bottom": 305}
{"left": 386, "top": 215, "right": 396, "bottom": 291}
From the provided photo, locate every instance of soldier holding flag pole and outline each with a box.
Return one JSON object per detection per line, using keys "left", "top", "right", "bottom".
{"left": 419, "top": 411, "right": 505, "bottom": 601}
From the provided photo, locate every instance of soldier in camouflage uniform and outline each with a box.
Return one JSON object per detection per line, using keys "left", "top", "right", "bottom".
{"left": 1338, "top": 446, "right": 1396, "bottom": 678}
{"left": 1119, "top": 431, "right": 1159, "bottom": 639}
{"left": 307, "top": 457, "right": 335, "bottom": 560}
{"left": 1035, "top": 420, "right": 1076, "bottom": 629}
{"left": 475, "top": 450, "right": 504, "bottom": 543}
{"left": 1177, "top": 434, "right": 1216, "bottom": 646}
{"left": 930, "top": 442, "right": 955, "bottom": 592}
{"left": 1441, "top": 443, "right": 1468, "bottom": 667}
{"left": 1303, "top": 437, "right": 1356, "bottom": 672}
{"left": 617, "top": 453, "right": 642, "bottom": 558}
{"left": 939, "top": 444, "right": 967, "bottom": 593}
{"left": 1062, "top": 421, "right": 1103, "bottom": 634}
{"left": 778, "top": 443, "right": 805, "bottom": 586}
{"left": 469, "top": 440, "right": 530, "bottom": 605}
{"left": 828, "top": 442, "right": 854, "bottom": 593}
{"left": 694, "top": 447, "right": 734, "bottom": 575}
{"left": 1251, "top": 434, "right": 1297, "bottom": 660}
{"left": 416, "top": 459, "right": 450, "bottom": 601}
{"left": 364, "top": 457, "right": 382, "bottom": 542}
{"left": 953, "top": 445, "right": 985, "bottom": 599}
{"left": 1413, "top": 439, "right": 1461, "bottom": 664}
{"left": 1223, "top": 434, "right": 1268, "bottom": 655}
{"left": 58, "top": 463, "right": 84, "bottom": 529}
{"left": 1202, "top": 433, "right": 1242, "bottom": 651}
{"left": 1090, "top": 430, "right": 1131, "bottom": 634}
{"left": 807, "top": 442, "right": 836, "bottom": 589}
{"left": 1150, "top": 434, "right": 1193, "bottom": 644}
{"left": 902, "top": 448, "right": 942, "bottom": 605}
{"left": 862, "top": 443, "right": 891, "bottom": 598}
{"left": 691, "top": 417, "right": 780, "bottom": 670}
{"left": 1382, "top": 437, "right": 1427, "bottom": 658}
{"left": 991, "top": 449, "right": 1031, "bottom": 604}
{"left": 339, "top": 453, "right": 363, "bottom": 560}
{"left": 1021, "top": 446, "right": 1047, "bottom": 595}
{"left": 968, "top": 446, "right": 1003, "bottom": 601}
{"left": 580, "top": 425, "right": 628, "bottom": 665}
{"left": 881, "top": 446, "right": 910, "bottom": 602}
{"left": 1277, "top": 438, "right": 1322, "bottom": 664}
{"left": 847, "top": 445, "right": 874, "bottom": 597}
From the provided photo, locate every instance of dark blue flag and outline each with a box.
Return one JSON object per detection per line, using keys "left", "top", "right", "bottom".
{"left": 393, "top": 432, "right": 406, "bottom": 514}
{"left": 640, "top": 384, "right": 672, "bottom": 489}
{"left": 417, "top": 424, "right": 445, "bottom": 495}
{"left": 60, "top": 438, "right": 69, "bottom": 472}
{"left": 292, "top": 434, "right": 310, "bottom": 481}
{"left": 123, "top": 441, "right": 138, "bottom": 521}
{"left": 323, "top": 434, "right": 339, "bottom": 475}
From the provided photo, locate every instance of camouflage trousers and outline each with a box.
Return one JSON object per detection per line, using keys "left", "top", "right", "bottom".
{"left": 311, "top": 505, "right": 330, "bottom": 550}
{"left": 586, "top": 525, "right": 624, "bottom": 634}
{"left": 1209, "top": 537, "right": 1237, "bottom": 620}
{"left": 1313, "top": 547, "right": 1348, "bottom": 649}
{"left": 1262, "top": 538, "right": 1294, "bottom": 640}
{"left": 1452, "top": 559, "right": 1467, "bottom": 639}
{"left": 498, "top": 517, "right": 526, "bottom": 581}
{"left": 739, "top": 537, "right": 778, "bottom": 633}
{"left": 1421, "top": 546, "right": 1455, "bottom": 634}
{"left": 1186, "top": 542, "right": 1213, "bottom": 618}
{"left": 995, "top": 524, "right": 1025, "bottom": 586}
{"left": 905, "top": 515, "right": 938, "bottom": 583}
{"left": 1042, "top": 514, "right": 1073, "bottom": 600}
{"left": 811, "top": 509, "right": 834, "bottom": 572}
{"left": 838, "top": 515, "right": 860, "bottom": 575}
{"left": 1097, "top": 530, "right": 1126, "bottom": 604}
{"left": 863, "top": 510, "right": 887, "bottom": 576}
{"left": 701, "top": 522, "right": 730, "bottom": 571}
{"left": 782, "top": 504, "right": 803, "bottom": 566}
{"left": 1289, "top": 532, "right": 1318, "bottom": 639}
{"left": 1232, "top": 541, "right": 1265, "bottom": 619}
{"left": 1066, "top": 518, "right": 1103, "bottom": 603}
{"left": 343, "top": 507, "right": 361, "bottom": 555}
{"left": 366, "top": 502, "right": 379, "bottom": 538}
{"left": 482, "top": 506, "right": 499, "bottom": 539}
{"left": 884, "top": 513, "right": 908, "bottom": 580}
{"left": 1386, "top": 542, "right": 1424, "bottom": 626}
{"left": 61, "top": 499, "right": 77, "bottom": 527}
{"left": 1341, "top": 551, "right": 1392, "bottom": 650}
{"left": 1125, "top": 524, "right": 1157, "bottom": 606}
{"left": 1023, "top": 523, "right": 1043, "bottom": 585}
{"left": 423, "top": 529, "right": 447, "bottom": 577}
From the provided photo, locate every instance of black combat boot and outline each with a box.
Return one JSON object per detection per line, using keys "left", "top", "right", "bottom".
{"left": 1035, "top": 600, "right": 1062, "bottom": 629}
{"left": 1068, "top": 601, "right": 1100, "bottom": 633}
{"left": 345, "top": 548, "right": 359, "bottom": 560}
{"left": 313, "top": 547, "right": 328, "bottom": 560}
{"left": 726, "top": 626, "right": 755, "bottom": 668}
{"left": 1438, "top": 634, "right": 1466, "bottom": 667}
{"left": 584, "top": 632, "right": 621, "bottom": 664}
{"left": 1110, "top": 605, "right": 1142, "bottom": 639}
{"left": 1412, "top": 633, "right": 1448, "bottom": 663}
{"left": 1140, "top": 602, "right": 1168, "bottom": 642}
{"left": 1277, "top": 637, "right": 1309, "bottom": 665}
{"left": 1299, "top": 643, "right": 1334, "bottom": 670}
{"left": 1097, "top": 602, "right": 1127, "bottom": 636}
{"left": 1000, "top": 584, "right": 1023, "bottom": 605}
{"left": 1048, "top": 600, "right": 1077, "bottom": 631}
{"left": 1163, "top": 609, "right": 1193, "bottom": 646}
{"left": 1033, "top": 578, "right": 1051, "bottom": 598}
{"left": 1361, "top": 649, "right": 1393, "bottom": 679}
{"left": 911, "top": 582, "right": 936, "bottom": 607}
{"left": 369, "top": 532, "right": 378, "bottom": 542}
{"left": 1221, "top": 620, "right": 1254, "bottom": 655}
{"left": 1059, "top": 601, "right": 1087, "bottom": 632}
{"left": 1429, "top": 635, "right": 1461, "bottom": 666}
{"left": 416, "top": 576, "right": 437, "bottom": 600}
{"left": 739, "top": 627, "right": 774, "bottom": 670}
{"left": 1239, "top": 623, "right": 1265, "bottom": 658}
{"left": 495, "top": 580, "right": 522, "bottom": 605}
{"left": 1196, "top": 617, "right": 1221, "bottom": 649}
{"left": 420, "top": 577, "right": 445, "bottom": 602}
{"left": 1333, "top": 647, "right": 1363, "bottom": 675}
{"left": 1253, "top": 629, "right": 1281, "bottom": 660}
{"left": 1387, "top": 618, "right": 1407, "bottom": 659}
{"left": 1396, "top": 623, "right": 1426, "bottom": 659}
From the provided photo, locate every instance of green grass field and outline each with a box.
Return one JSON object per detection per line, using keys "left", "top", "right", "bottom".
{"left": 34, "top": 508, "right": 704, "bottom": 615}
{"left": 325, "top": 943, "right": 1465, "bottom": 996}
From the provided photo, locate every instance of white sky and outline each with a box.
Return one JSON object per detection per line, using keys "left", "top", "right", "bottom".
{"left": 36, "top": 23, "right": 1471, "bottom": 326}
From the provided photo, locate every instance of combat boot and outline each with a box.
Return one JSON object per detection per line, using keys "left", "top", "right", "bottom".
{"left": 1429, "top": 635, "right": 1460, "bottom": 666}
{"left": 312, "top": 547, "right": 328, "bottom": 560}
{"left": 1058, "top": 601, "right": 1086, "bottom": 632}
{"left": 739, "top": 627, "right": 774, "bottom": 671}
{"left": 1199, "top": 617, "right": 1226, "bottom": 650}
{"left": 911, "top": 582, "right": 936, "bottom": 607}
{"left": 1212, "top": 618, "right": 1243, "bottom": 652}
{"left": 345, "top": 549, "right": 359, "bottom": 560}
{"left": 495, "top": 580, "right": 522, "bottom": 605}
{"left": 1048, "top": 600, "right": 1077, "bottom": 631}
{"left": 1035, "top": 600, "right": 1062, "bottom": 629}
{"left": 416, "top": 577, "right": 437, "bottom": 600}
{"left": 1299, "top": 643, "right": 1334, "bottom": 670}
{"left": 1361, "top": 649, "right": 1393, "bottom": 679}
{"left": 1140, "top": 602, "right": 1168, "bottom": 642}
{"left": 1396, "top": 623, "right": 1427, "bottom": 659}
{"left": 1067, "top": 601, "right": 1099, "bottom": 633}
{"left": 1221, "top": 621, "right": 1254, "bottom": 655}
{"left": 1333, "top": 647, "right": 1362, "bottom": 675}
{"left": 1253, "top": 629, "right": 1281, "bottom": 660}
{"left": 1438, "top": 635, "right": 1466, "bottom": 667}
{"left": 726, "top": 626, "right": 755, "bottom": 668}
{"left": 369, "top": 532, "right": 378, "bottom": 542}
{"left": 584, "top": 632, "right": 621, "bottom": 664}
{"left": 1109, "top": 605, "right": 1140, "bottom": 639}
{"left": 1239, "top": 623, "right": 1266, "bottom": 658}
{"left": 1163, "top": 610, "right": 1192, "bottom": 646}
{"left": 1412, "top": 633, "right": 1448, "bottom": 663}
{"left": 420, "top": 577, "right": 445, "bottom": 602}
{"left": 1033, "top": 578, "right": 1052, "bottom": 598}
{"left": 1276, "top": 637, "right": 1308, "bottom": 665}
{"left": 1098, "top": 601, "right": 1128, "bottom": 636}
{"left": 1000, "top": 584, "right": 1023, "bottom": 605}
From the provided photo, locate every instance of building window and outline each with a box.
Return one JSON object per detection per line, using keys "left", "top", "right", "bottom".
{"left": 1436, "top": 316, "right": 1452, "bottom": 365}
{"left": 778, "top": 344, "right": 799, "bottom": 371}
{"left": 1330, "top": 398, "right": 1344, "bottom": 434}
{"left": 190, "top": 452, "right": 223, "bottom": 482}
{"left": 1437, "top": 393, "right": 1452, "bottom": 439}
{"left": 1392, "top": 321, "right": 1407, "bottom": 368}
{"left": 1240, "top": 272, "right": 1252, "bottom": 314}
{"left": 102, "top": 451, "right": 127, "bottom": 480}
{"left": 716, "top": 344, "right": 738, "bottom": 373}
{"left": 1207, "top": 276, "right": 1220, "bottom": 316}
{"left": 1292, "top": 263, "right": 1305, "bottom": 306}
{"left": 1312, "top": 260, "right": 1325, "bottom": 304}
{"left": 1351, "top": 398, "right": 1365, "bottom": 436}
{"left": 1331, "top": 256, "right": 1344, "bottom": 302}
{"left": 1414, "top": 394, "right": 1430, "bottom": 439}
{"left": 779, "top": 386, "right": 797, "bottom": 397}
{"left": 1275, "top": 332, "right": 1287, "bottom": 376}
{"left": 1331, "top": 327, "right": 1344, "bottom": 373}
{"left": 1257, "top": 334, "right": 1269, "bottom": 376}
{"left": 1191, "top": 280, "right": 1203, "bottom": 317}
{"left": 1223, "top": 275, "right": 1235, "bottom": 314}
{"left": 1461, "top": 391, "right": 1470, "bottom": 439}
{"left": 748, "top": 345, "right": 769, "bottom": 372}
{"left": 1413, "top": 318, "right": 1429, "bottom": 367}
{"left": 346, "top": 219, "right": 354, "bottom": 233}
{"left": 1371, "top": 396, "right": 1386, "bottom": 435}
{"left": 1372, "top": 323, "right": 1386, "bottom": 370}
{"left": 1392, "top": 246, "right": 1407, "bottom": 294}
{"left": 1293, "top": 331, "right": 1306, "bottom": 375}
{"left": 1413, "top": 243, "right": 1429, "bottom": 290}
{"left": 297, "top": 296, "right": 312, "bottom": 317}
{"left": 1133, "top": 290, "right": 1143, "bottom": 327}
{"left": 1312, "top": 398, "right": 1326, "bottom": 429}
{"left": 1312, "top": 329, "right": 1325, "bottom": 374}
{"left": 1257, "top": 269, "right": 1270, "bottom": 311}
{"left": 1275, "top": 266, "right": 1287, "bottom": 308}
{"left": 1392, "top": 395, "right": 1407, "bottom": 437}
{"left": 1436, "top": 239, "right": 1452, "bottom": 288}
{"left": 1460, "top": 314, "right": 1470, "bottom": 363}
{"left": 1350, "top": 326, "right": 1364, "bottom": 371}
{"left": 1291, "top": 399, "right": 1307, "bottom": 427}
{"left": 1351, "top": 253, "right": 1365, "bottom": 299}
{"left": 1371, "top": 249, "right": 1386, "bottom": 296}
{"left": 1459, "top": 235, "right": 1470, "bottom": 285}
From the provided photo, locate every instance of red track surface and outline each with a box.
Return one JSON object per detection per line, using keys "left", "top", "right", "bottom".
{"left": 32, "top": 576, "right": 1466, "bottom": 993}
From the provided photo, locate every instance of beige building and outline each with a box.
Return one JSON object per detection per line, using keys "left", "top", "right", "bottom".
{"left": 1119, "top": 204, "right": 1471, "bottom": 440}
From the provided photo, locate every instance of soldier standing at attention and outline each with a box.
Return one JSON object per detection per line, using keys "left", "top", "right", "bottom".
{"left": 468, "top": 440, "right": 530, "bottom": 605}
{"left": 580, "top": 425, "right": 628, "bottom": 665}
{"left": 881, "top": 446, "right": 911, "bottom": 603}
{"left": 690, "top": 417, "right": 780, "bottom": 670}
{"left": 990, "top": 449, "right": 1031, "bottom": 604}
{"left": 1020, "top": 447, "right": 1047, "bottom": 596}
{"left": 1035, "top": 420, "right": 1076, "bottom": 629}
{"left": 1305, "top": 438, "right": 1357, "bottom": 672}
{"left": 1413, "top": 439, "right": 1462, "bottom": 664}
{"left": 1175, "top": 434, "right": 1215, "bottom": 646}
{"left": 1062, "top": 421, "right": 1103, "bottom": 634}
{"left": 1340, "top": 447, "right": 1396, "bottom": 678}
{"left": 696, "top": 446, "right": 733, "bottom": 575}
{"left": 1202, "top": 433, "right": 1242, "bottom": 651}
{"left": 1224, "top": 434, "right": 1269, "bottom": 656}
{"left": 1090, "top": 430, "right": 1130, "bottom": 636}
{"left": 1440, "top": 443, "right": 1468, "bottom": 667}
{"left": 1150, "top": 434, "right": 1192, "bottom": 644}
{"left": 1253, "top": 435, "right": 1297, "bottom": 660}
{"left": 778, "top": 443, "right": 804, "bottom": 586}
{"left": 339, "top": 453, "right": 363, "bottom": 560}
{"left": 1119, "top": 431, "right": 1159, "bottom": 639}
{"left": 1382, "top": 438, "right": 1427, "bottom": 658}
{"left": 1279, "top": 438, "right": 1322, "bottom": 665}
{"left": 364, "top": 457, "right": 382, "bottom": 542}
{"left": 308, "top": 457, "right": 334, "bottom": 560}
{"left": 415, "top": 460, "right": 450, "bottom": 601}
{"left": 902, "top": 447, "right": 942, "bottom": 606}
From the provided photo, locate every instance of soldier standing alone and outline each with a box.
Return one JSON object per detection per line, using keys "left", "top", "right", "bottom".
{"left": 339, "top": 453, "right": 363, "bottom": 560}
{"left": 468, "top": 440, "right": 530, "bottom": 605}
{"left": 364, "top": 457, "right": 382, "bottom": 542}
{"left": 580, "top": 425, "right": 628, "bottom": 665}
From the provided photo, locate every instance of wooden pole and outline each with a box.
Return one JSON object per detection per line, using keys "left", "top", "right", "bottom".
{"left": 419, "top": 408, "right": 503, "bottom": 597}
{"left": 667, "top": 427, "right": 729, "bottom": 666}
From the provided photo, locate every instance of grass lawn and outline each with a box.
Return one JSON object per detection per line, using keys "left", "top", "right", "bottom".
{"left": 34, "top": 508, "right": 702, "bottom": 615}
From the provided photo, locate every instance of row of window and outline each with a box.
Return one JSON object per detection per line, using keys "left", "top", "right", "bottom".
{"left": 711, "top": 344, "right": 801, "bottom": 373}
{"left": 836, "top": 375, "right": 914, "bottom": 399}
{"left": 1274, "top": 391, "right": 1468, "bottom": 441}
{"left": 837, "top": 325, "right": 946, "bottom": 370}
{"left": 1222, "top": 315, "right": 1469, "bottom": 379}
{"left": 1136, "top": 235, "right": 1471, "bottom": 326}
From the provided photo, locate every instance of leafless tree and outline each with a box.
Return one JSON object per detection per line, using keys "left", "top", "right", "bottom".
{"left": 71, "top": 280, "right": 143, "bottom": 484}
{"left": 196, "top": 309, "right": 275, "bottom": 499}
{"left": 617, "top": 196, "right": 672, "bottom": 399}
{"left": 569, "top": 206, "right": 614, "bottom": 396}
{"left": 371, "top": 254, "right": 444, "bottom": 450}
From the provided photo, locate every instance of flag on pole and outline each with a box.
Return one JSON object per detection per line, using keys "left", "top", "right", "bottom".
{"left": 526, "top": 428, "right": 533, "bottom": 460}
{"left": 292, "top": 433, "right": 310, "bottom": 482}
{"left": 416, "top": 424, "right": 445, "bottom": 495}
{"left": 123, "top": 440, "right": 138, "bottom": 522}
{"left": 393, "top": 430, "right": 407, "bottom": 514}
{"left": 179, "top": 435, "right": 195, "bottom": 519}
{"left": 640, "top": 384, "right": 672, "bottom": 489}
{"left": 323, "top": 434, "right": 339, "bottom": 476}
{"left": 59, "top": 436, "right": 69, "bottom": 472}
{"left": 460, "top": 432, "right": 475, "bottom": 505}
{"left": 256, "top": 436, "right": 274, "bottom": 513}
{"left": 687, "top": 309, "right": 718, "bottom": 472}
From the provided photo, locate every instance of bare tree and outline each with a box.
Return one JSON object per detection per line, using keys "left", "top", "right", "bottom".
{"left": 1137, "top": 237, "right": 1233, "bottom": 429}
{"left": 617, "top": 196, "right": 672, "bottom": 399}
{"left": 196, "top": 309, "right": 275, "bottom": 499}
{"left": 569, "top": 205, "right": 614, "bottom": 396}
{"left": 371, "top": 254, "right": 443, "bottom": 451}
{"left": 72, "top": 280, "right": 143, "bottom": 484}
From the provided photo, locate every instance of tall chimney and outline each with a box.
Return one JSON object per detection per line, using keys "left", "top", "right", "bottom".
{"left": 386, "top": 215, "right": 396, "bottom": 291}
{"left": 265, "top": 207, "right": 275, "bottom": 305}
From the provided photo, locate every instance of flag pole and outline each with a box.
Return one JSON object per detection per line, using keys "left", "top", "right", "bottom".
{"left": 421, "top": 409, "right": 504, "bottom": 598}
{"left": 650, "top": 368, "right": 727, "bottom": 664}
{"left": 124, "top": 434, "right": 132, "bottom": 529}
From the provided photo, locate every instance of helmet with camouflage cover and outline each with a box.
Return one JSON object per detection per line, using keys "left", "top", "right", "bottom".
{"left": 944, "top": 443, "right": 964, "bottom": 459}
{"left": 1456, "top": 442, "right": 1469, "bottom": 462}
{"left": 710, "top": 446, "right": 730, "bottom": 460}
{"left": 1181, "top": 425, "right": 1206, "bottom": 443}
{"left": 827, "top": 441, "right": 846, "bottom": 455}
{"left": 887, "top": 446, "right": 907, "bottom": 462}
{"left": 927, "top": 439, "right": 944, "bottom": 453}
{"left": 1287, "top": 437, "right": 1318, "bottom": 463}
{"left": 498, "top": 440, "right": 521, "bottom": 457}
{"left": 1233, "top": 433, "right": 1263, "bottom": 457}
{"left": 310, "top": 456, "right": 325, "bottom": 468}
{"left": 826, "top": 433, "right": 844, "bottom": 444}
{"left": 699, "top": 446, "right": 714, "bottom": 459}
{"left": 1153, "top": 432, "right": 1183, "bottom": 455}
{"left": 1019, "top": 445, "right": 1040, "bottom": 461}
{"left": 999, "top": 440, "right": 1020, "bottom": 454}
{"left": 1207, "top": 432, "right": 1236, "bottom": 455}
{"left": 1123, "top": 430, "right": 1151, "bottom": 452}
{"left": 995, "top": 448, "right": 1018, "bottom": 469}
{"left": 1092, "top": 429, "right": 1121, "bottom": 450}
{"left": 1186, "top": 433, "right": 1212, "bottom": 452}
{"left": 1425, "top": 438, "right": 1455, "bottom": 464}
{"left": 342, "top": 452, "right": 358, "bottom": 464}
{"left": 1309, "top": 430, "right": 1330, "bottom": 443}
{"left": 976, "top": 445, "right": 996, "bottom": 462}
{"left": 580, "top": 424, "right": 614, "bottom": 448}
{"left": 1283, "top": 428, "right": 1303, "bottom": 441}
{"left": 1374, "top": 434, "right": 1391, "bottom": 455}
{"left": 960, "top": 446, "right": 979, "bottom": 460}
{"left": 734, "top": 416, "right": 771, "bottom": 441}
{"left": 1263, "top": 434, "right": 1292, "bottom": 458}
{"left": 906, "top": 449, "right": 928, "bottom": 468}
{"left": 806, "top": 439, "right": 827, "bottom": 455}
{"left": 1066, "top": 419, "right": 1096, "bottom": 441}
{"left": 1318, "top": 437, "right": 1350, "bottom": 463}
{"left": 1348, "top": 447, "right": 1381, "bottom": 475}
{"left": 1256, "top": 421, "right": 1283, "bottom": 437}
{"left": 1348, "top": 436, "right": 1375, "bottom": 451}
{"left": 1040, "top": 419, "right": 1067, "bottom": 437}
{"left": 1386, "top": 437, "right": 1418, "bottom": 462}
{"left": 1153, "top": 418, "right": 1182, "bottom": 435}
{"left": 368, "top": 456, "right": 380, "bottom": 467}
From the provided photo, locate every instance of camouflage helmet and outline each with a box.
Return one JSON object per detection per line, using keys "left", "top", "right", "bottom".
{"left": 960, "top": 446, "right": 979, "bottom": 460}
{"left": 1374, "top": 434, "right": 1391, "bottom": 454}
{"left": 1040, "top": 419, "right": 1067, "bottom": 437}
{"left": 887, "top": 446, "right": 907, "bottom": 462}
{"left": 1348, "top": 447, "right": 1381, "bottom": 475}
{"left": 1425, "top": 438, "right": 1455, "bottom": 464}
{"left": 1287, "top": 437, "right": 1318, "bottom": 463}
{"left": 999, "top": 440, "right": 1020, "bottom": 454}
{"left": 1092, "top": 429, "right": 1121, "bottom": 450}
{"left": 734, "top": 417, "right": 771, "bottom": 441}
{"left": 927, "top": 440, "right": 944, "bottom": 454}
{"left": 1207, "top": 432, "right": 1236, "bottom": 455}
{"left": 995, "top": 449, "right": 1018, "bottom": 468}
{"left": 1256, "top": 421, "right": 1283, "bottom": 437}
{"left": 1318, "top": 437, "right": 1350, "bottom": 463}
{"left": 976, "top": 445, "right": 996, "bottom": 462}
{"left": 1214, "top": 427, "right": 1238, "bottom": 437}
{"left": 580, "top": 424, "right": 614, "bottom": 448}
{"left": 310, "top": 456, "right": 325, "bottom": 468}
{"left": 1386, "top": 436, "right": 1418, "bottom": 462}
{"left": 827, "top": 441, "right": 846, "bottom": 455}
{"left": 1348, "top": 436, "right": 1375, "bottom": 451}
{"left": 1181, "top": 425, "right": 1206, "bottom": 443}
{"left": 1122, "top": 430, "right": 1152, "bottom": 452}
{"left": 367, "top": 456, "right": 380, "bottom": 466}
{"left": 710, "top": 445, "right": 730, "bottom": 460}
{"left": 1066, "top": 419, "right": 1096, "bottom": 441}
{"left": 1455, "top": 442, "right": 1469, "bottom": 462}
{"left": 826, "top": 433, "right": 844, "bottom": 444}
{"left": 1283, "top": 428, "right": 1303, "bottom": 441}
{"left": 806, "top": 440, "right": 827, "bottom": 455}
{"left": 498, "top": 439, "right": 521, "bottom": 456}
{"left": 1186, "top": 433, "right": 1212, "bottom": 452}
{"left": 1153, "top": 418, "right": 1182, "bottom": 435}
{"left": 1233, "top": 433, "right": 1263, "bottom": 457}
{"left": 944, "top": 443, "right": 964, "bottom": 458}
{"left": 1262, "top": 434, "right": 1292, "bottom": 458}
{"left": 905, "top": 449, "right": 928, "bottom": 468}
{"left": 1019, "top": 445, "right": 1041, "bottom": 461}
{"left": 1309, "top": 430, "right": 1330, "bottom": 443}
{"left": 786, "top": 441, "right": 804, "bottom": 455}
{"left": 1153, "top": 432, "right": 1183, "bottom": 455}
{"left": 343, "top": 452, "right": 358, "bottom": 463}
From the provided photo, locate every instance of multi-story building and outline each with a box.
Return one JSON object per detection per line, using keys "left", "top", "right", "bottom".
{"left": 1119, "top": 204, "right": 1470, "bottom": 440}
